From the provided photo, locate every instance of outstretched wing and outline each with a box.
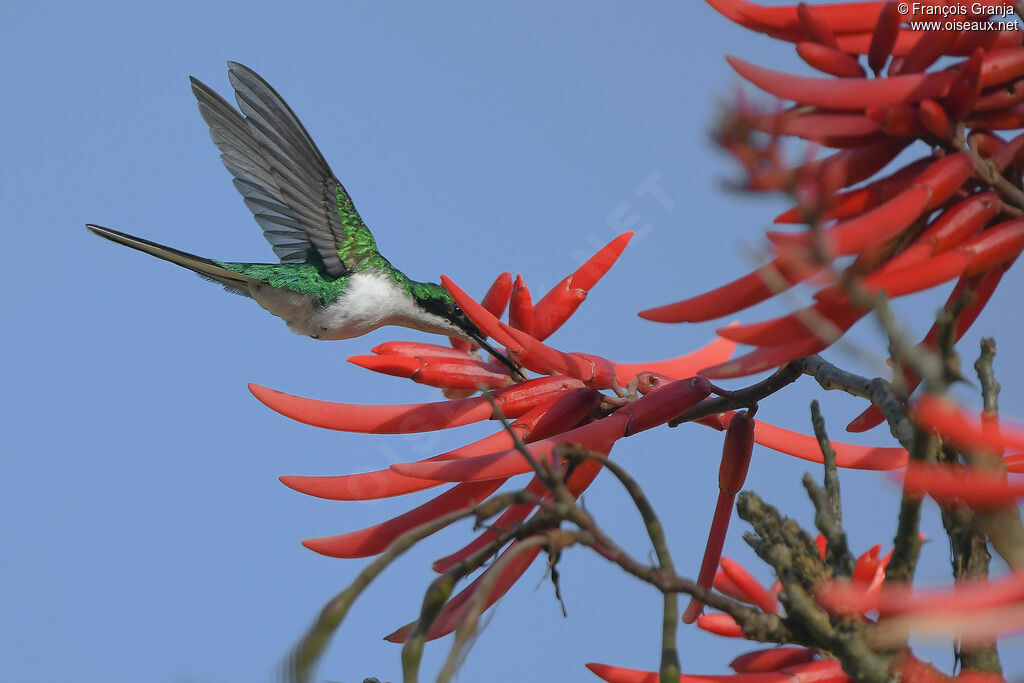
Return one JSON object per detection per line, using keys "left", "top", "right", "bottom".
{"left": 190, "top": 61, "right": 378, "bottom": 277}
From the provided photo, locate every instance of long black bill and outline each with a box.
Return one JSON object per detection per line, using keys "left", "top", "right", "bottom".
{"left": 468, "top": 330, "right": 526, "bottom": 381}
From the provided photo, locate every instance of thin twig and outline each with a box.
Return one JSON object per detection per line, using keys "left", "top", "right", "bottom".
{"left": 285, "top": 492, "right": 530, "bottom": 683}
{"left": 961, "top": 126, "right": 1024, "bottom": 214}
{"left": 975, "top": 338, "right": 1000, "bottom": 415}
{"left": 936, "top": 447, "right": 1001, "bottom": 674}
{"left": 481, "top": 392, "right": 562, "bottom": 494}
{"left": 970, "top": 339, "right": 1024, "bottom": 570}
{"left": 813, "top": 400, "right": 840, "bottom": 525}
{"left": 560, "top": 446, "right": 681, "bottom": 682}
{"left": 884, "top": 426, "right": 933, "bottom": 589}
{"left": 437, "top": 535, "right": 555, "bottom": 683}
{"left": 554, "top": 500, "right": 792, "bottom": 643}
{"left": 737, "top": 491, "right": 892, "bottom": 682}
{"left": 399, "top": 502, "right": 563, "bottom": 682}
{"left": 803, "top": 401, "right": 854, "bottom": 578}
{"left": 793, "top": 355, "right": 916, "bottom": 451}
{"left": 669, "top": 362, "right": 803, "bottom": 427}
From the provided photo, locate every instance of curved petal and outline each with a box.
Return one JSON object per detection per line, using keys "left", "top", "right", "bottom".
{"left": 615, "top": 335, "right": 737, "bottom": 383}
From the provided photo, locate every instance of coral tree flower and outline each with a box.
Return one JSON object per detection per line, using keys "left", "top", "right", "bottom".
{"left": 692, "top": 537, "right": 893, "bottom": 636}
{"left": 587, "top": 540, "right": 894, "bottom": 683}
{"left": 640, "top": 0, "right": 1024, "bottom": 426}
{"left": 913, "top": 393, "right": 1024, "bottom": 457}
{"left": 683, "top": 410, "right": 757, "bottom": 623}
{"left": 251, "top": 4, "right": 1024, "bottom": 677}
{"left": 253, "top": 233, "right": 735, "bottom": 641}
{"left": 252, "top": 227, "right": 924, "bottom": 642}
{"left": 585, "top": 659, "right": 847, "bottom": 683}
{"left": 817, "top": 568, "right": 1024, "bottom": 646}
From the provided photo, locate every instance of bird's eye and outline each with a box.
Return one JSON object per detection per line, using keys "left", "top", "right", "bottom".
{"left": 320, "top": 326, "right": 329, "bottom": 331}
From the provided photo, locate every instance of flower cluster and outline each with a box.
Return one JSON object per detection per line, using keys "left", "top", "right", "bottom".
{"left": 639, "top": 0, "right": 1024, "bottom": 433}
{"left": 589, "top": 537, "right": 879, "bottom": 682}
{"left": 256, "top": 231, "right": 919, "bottom": 647}
{"left": 256, "top": 1, "right": 1024, "bottom": 680}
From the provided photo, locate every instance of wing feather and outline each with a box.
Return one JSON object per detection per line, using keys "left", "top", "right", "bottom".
{"left": 190, "top": 62, "right": 378, "bottom": 276}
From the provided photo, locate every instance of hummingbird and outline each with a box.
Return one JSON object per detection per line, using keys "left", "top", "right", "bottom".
{"left": 87, "top": 62, "right": 520, "bottom": 377}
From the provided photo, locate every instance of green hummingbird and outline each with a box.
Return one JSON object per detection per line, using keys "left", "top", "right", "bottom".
{"left": 88, "top": 62, "right": 520, "bottom": 376}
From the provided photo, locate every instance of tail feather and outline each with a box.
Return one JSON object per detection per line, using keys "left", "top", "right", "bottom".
{"left": 86, "top": 224, "right": 256, "bottom": 295}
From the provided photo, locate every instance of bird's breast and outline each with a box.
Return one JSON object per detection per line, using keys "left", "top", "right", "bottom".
{"left": 251, "top": 272, "right": 459, "bottom": 340}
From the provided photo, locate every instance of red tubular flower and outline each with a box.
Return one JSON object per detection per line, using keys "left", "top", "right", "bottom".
{"left": 847, "top": 264, "right": 1008, "bottom": 432}
{"left": 390, "top": 378, "right": 712, "bottom": 483}
{"left": 530, "top": 231, "right": 634, "bottom": 341}
{"left": 347, "top": 353, "right": 515, "bottom": 391}
{"left": 880, "top": 192, "right": 1001, "bottom": 271}
{"left": 431, "top": 475, "right": 549, "bottom": 573}
{"left": 713, "top": 567, "right": 757, "bottom": 604}
{"left": 919, "top": 99, "right": 954, "bottom": 139}
{"left": 714, "top": 250, "right": 971, "bottom": 348}
{"left": 720, "top": 556, "right": 777, "bottom": 615}
{"left": 690, "top": 409, "right": 908, "bottom": 470}
{"left": 729, "top": 647, "right": 817, "bottom": 673}
{"left": 385, "top": 457, "right": 604, "bottom": 643}
{"left": 447, "top": 270, "right": 740, "bottom": 386}
{"left": 796, "top": 42, "right": 865, "bottom": 78}
{"left": 895, "top": 29, "right": 959, "bottom": 76}
{"left": 721, "top": 412, "right": 756, "bottom": 484}
{"left": 638, "top": 254, "right": 820, "bottom": 323}
{"left": 250, "top": 232, "right": 765, "bottom": 642}
{"left": 899, "top": 461, "right": 1024, "bottom": 508}
{"left": 706, "top": 0, "right": 1023, "bottom": 56}
{"left": 302, "top": 479, "right": 507, "bottom": 558}
{"left": 708, "top": 0, "right": 906, "bottom": 36}
{"left": 480, "top": 271, "right": 513, "bottom": 318}
{"left": 249, "top": 374, "right": 583, "bottom": 433}
{"left": 796, "top": 2, "right": 838, "bottom": 48}
{"left": 586, "top": 658, "right": 847, "bottom": 682}
{"left": 765, "top": 183, "right": 931, "bottom": 254}
{"left": 893, "top": 654, "right": 1006, "bottom": 683}
{"left": 913, "top": 394, "right": 1024, "bottom": 454}
{"left": 852, "top": 543, "right": 882, "bottom": 583}
{"left": 708, "top": 559, "right": 781, "bottom": 612}
{"left": 249, "top": 382, "right": 495, "bottom": 433}
{"left": 614, "top": 334, "right": 737, "bottom": 381}
{"left": 508, "top": 273, "right": 534, "bottom": 336}
{"left": 1004, "top": 452, "right": 1024, "bottom": 474}
{"left": 817, "top": 569, "right": 1024, "bottom": 620}
{"left": 726, "top": 56, "right": 956, "bottom": 109}
{"left": 641, "top": 1, "right": 1023, "bottom": 398}
{"left": 683, "top": 410, "right": 756, "bottom": 622}
{"left": 776, "top": 156, "right": 931, "bottom": 224}
{"left": 867, "top": 2, "right": 899, "bottom": 74}
{"left": 385, "top": 540, "right": 544, "bottom": 643}
{"left": 865, "top": 102, "right": 925, "bottom": 137}
{"left": 751, "top": 110, "right": 882, "bottom": 142}
{"left": 698, "top": 612, "right": 746, "bottom": 638}
{"left": 694, "top": 539, "right": 895, "bottom": 639}
{"left": 373, "top": 340, "right": 480, "bottom": 360}
{"left": 500, "top": 322, "right": 619, "bottom": 388}
{"left": 276, "top": 391, "right": 592, "bottom": 502}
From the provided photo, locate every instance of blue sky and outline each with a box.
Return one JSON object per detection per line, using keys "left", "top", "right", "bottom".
{"left": 4, "top": 2, "right": 1024, "bottom": 681}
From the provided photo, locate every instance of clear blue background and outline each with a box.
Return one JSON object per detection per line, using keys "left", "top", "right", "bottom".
{"left": 4, "top": 2, "right": 1023, "bottom": 681}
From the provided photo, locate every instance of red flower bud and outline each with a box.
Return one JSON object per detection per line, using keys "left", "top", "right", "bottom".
{"left": 719, "top": 410, "right": 755, "bottom": 495}
{"left": 480, "top": 271, "right": 512, "bottom": 318}
{"left": 508, "top": 273, "right": 534, "bottom": 336}
{"left": 868, "top": 2, "right": 901, "bottom": 75}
